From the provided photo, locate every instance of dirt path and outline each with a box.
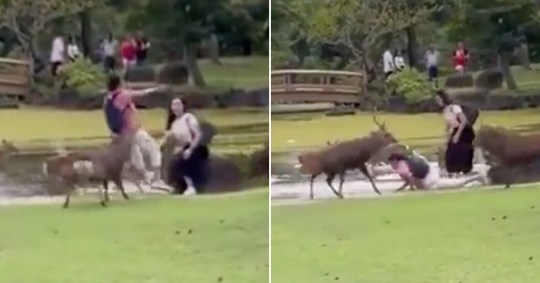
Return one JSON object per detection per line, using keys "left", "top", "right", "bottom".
{"left": 0, "top": 183, "right": 191, "bottom": 207}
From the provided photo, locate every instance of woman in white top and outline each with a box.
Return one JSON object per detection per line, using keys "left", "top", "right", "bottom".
{"left": 66, "top": 36, "right": 80, "bottom": 62}
{"left": 161, "top": 97, "right": 210, "bottom": 194}
{"left": 435, "top": 90, "right": 476, "bottom": 177}
{"left": 49, "top": 35, "right": 65, "bottom": 77}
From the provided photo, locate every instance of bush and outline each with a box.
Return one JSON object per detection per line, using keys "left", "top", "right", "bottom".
{"left": 58, "top": 58, "right": 106, "bottom": 95}
{"left": 385, "top": 68, "right": 432, "bottom": 103}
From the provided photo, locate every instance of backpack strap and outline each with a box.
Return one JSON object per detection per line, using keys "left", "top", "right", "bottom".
{"left": 109, "top": 90, "right": 130, "bottom": 113}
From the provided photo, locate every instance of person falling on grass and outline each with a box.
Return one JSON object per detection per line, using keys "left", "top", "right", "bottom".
{"left": 104, "top": 74, "right": 168, "bottom": 188}
{"left": 388, "top": 152, "right": 488, "bottom": 192}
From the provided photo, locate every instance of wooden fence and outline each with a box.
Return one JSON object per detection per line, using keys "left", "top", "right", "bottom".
{"left": 271, "top": 69, "right": 364, "bottom": 104}
{"left": 0, "top": 57, "right": 30, "bottom": 100}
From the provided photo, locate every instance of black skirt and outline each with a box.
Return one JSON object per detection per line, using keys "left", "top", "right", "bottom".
{"left": 445, "top": 126, "right": 475, "bottom": 174}
{"left": 167, "top": 145, "right": 210, "bottom": 194}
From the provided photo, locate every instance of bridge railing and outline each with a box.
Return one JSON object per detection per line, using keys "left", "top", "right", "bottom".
{"left": 271, "top": 69, "right": 365, "bottom": 104}
{"left": 0, "top": 57, "right": 30, "bottom": 100}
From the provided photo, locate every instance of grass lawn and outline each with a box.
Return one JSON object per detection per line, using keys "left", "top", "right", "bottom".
{"left": 197, "top": 56, "right": 268, "bottom": 90}
{"left": 0, "top": 190, "right": 268, "bottom": 283}
{"left": 0, "top": 107, "right": 268, "bottom": 153}
{"left": 271, "top": 109, "right": 540, "bottom": 153}
{"left": 272, "top": 187, "right": 540, "bottom": 283}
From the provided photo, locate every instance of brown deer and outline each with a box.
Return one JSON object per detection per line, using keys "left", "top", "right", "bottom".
{"left": 298, "top": 116, "right": 398, "bottom": 199}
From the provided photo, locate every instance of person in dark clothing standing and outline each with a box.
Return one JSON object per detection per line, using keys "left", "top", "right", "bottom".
{"left": 160, "top": 97, "right": 210, "bottom": 194}
{"left": 435, "top": 90, "right": 477, "bottom": 177}
{"left": 135, "top": 31, "right": 150, "bottom": 66}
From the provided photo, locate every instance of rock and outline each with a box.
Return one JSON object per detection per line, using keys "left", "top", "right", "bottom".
{"left": 444, "top": 74, "right": 474, "bottom": 88}
{"left": 249, "top": 142, "right": 269, "bottom": 178}
{"left": 156, "top": 62, "right": 189, "bottom": 85}
{"left": 204, "top": 154, "right": 243, "bottom": 193}
{"left": 124, "top": 66, "right": 156, "bottom": 82}
{"left": 475, "top": 69, "right": 503, "bottom": 90}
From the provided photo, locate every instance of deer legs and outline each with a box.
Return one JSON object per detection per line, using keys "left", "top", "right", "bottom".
{"left": 325, "top": 173, "right": 344, "bottom": 199}
{"left": 359, "top": 164, "right": 382, "bottom": 195}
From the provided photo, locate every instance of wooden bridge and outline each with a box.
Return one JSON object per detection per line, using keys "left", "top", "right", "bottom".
{"left": 271, "top": 69, "right": 365, "bottom": 104}
{"left": 0, "top": 57, "right": 30, "bottom": 100}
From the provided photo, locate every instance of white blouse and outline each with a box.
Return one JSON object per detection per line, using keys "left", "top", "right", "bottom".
{"left": 170, "top": 113, "right": 200, "bottom": 145}
{"left": 443, "top": 104, "right": 463, "bottom": 128}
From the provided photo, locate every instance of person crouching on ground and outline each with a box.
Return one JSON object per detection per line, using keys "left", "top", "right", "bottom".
{"left": 104, "top": 74, "right": 167, "bottom": 188}
{"left": 161, "top": 97, "right": 210, "bottom": 194}
{"left": 388, "top": 152, "right": 488, "bottom": 192}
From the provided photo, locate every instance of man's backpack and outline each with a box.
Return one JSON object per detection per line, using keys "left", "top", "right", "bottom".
{"left": 459, "top": 104, "right": 479, "bottom": 126}
{"left": 104, "top": 91, "right": 128, "bottom": 134}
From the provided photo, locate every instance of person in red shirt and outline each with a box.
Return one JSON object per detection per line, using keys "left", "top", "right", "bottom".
{"left": 120, "top": 34, "right": 137, "bottom": 74}
{"left": 452, "top": 42, "right": 469, "bottom": 74}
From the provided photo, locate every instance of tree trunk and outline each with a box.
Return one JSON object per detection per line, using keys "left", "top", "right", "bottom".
{"left": 405, "top": 25, "right": 419, "bottom": 68}
{"left": 499, "top": 51, "right": 517, "bottom": 90}
{"left": 208, "top": 33, "right": 221, "bottom": 65}
{"left": 79, "top": 9, "right": 92, "bottom": 57}
{"left": 185, "top": 43, "right": 206, "bottom": 87}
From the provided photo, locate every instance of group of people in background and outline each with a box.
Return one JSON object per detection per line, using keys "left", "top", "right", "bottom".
{"left": 100, "top": 31, "right": 150, "bottom": 74}
{"left": 49, "top": 31, "right": 150, "bottom": 77}
{"left": 382, "top": 41, "right": 471, "bottom": 87}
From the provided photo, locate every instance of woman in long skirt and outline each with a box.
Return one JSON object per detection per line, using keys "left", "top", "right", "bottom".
{"left": 435, "top": 90, "right": 476, "bottom": 177}
{"left": 160, "top": 97, "right": 210, "bottom": 194}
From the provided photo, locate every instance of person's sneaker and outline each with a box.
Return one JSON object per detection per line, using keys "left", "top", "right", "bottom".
{"left": 150, "top": 179, "right": 171, "bottom": 192}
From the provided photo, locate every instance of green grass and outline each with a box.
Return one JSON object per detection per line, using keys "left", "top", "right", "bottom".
{"left": 272, "top": 186, "right": 540, "bottom": 283}
{"left": 198, "top": 56, "right": 268, "bottom": 90}
{"left": 0, "top": 107, "right": 268, "bottom": 153}
{"left": 271, "top": 109, "right": 540, "bottom": 152}
{"left": 0, "top": 190, "right": 268, "bottom": 283}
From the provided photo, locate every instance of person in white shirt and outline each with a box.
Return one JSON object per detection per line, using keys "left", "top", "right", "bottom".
{"left": 101, "top": 33, "right": 118, "bottom": 73}
{"left": 50, "top": 35, "right": 65, "bottom": 77}
{"left": 66, "top": 36, "right": 81, "bottom": 62}
{"left": 382, "top": 48, "right": 395, "bottom": 79}
{"left": 394, "top": 49, "right": 406, "bottom": 71}
{"left": 161, "top": 97, "right": 210, "bottom": 194}
{"left": 425, "top": 44, "right": 441, "bottom": 87}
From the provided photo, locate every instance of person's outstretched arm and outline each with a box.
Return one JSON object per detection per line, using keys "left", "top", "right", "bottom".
{"left": 127, "top": 85, "right": 166, "bottom": 97}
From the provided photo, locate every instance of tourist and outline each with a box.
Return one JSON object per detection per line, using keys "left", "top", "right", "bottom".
{"left": 49, "top": 35, "right": 65, "bottom": 77}
{"left": 135, "top": 31, "right": 150, "bottom": 66}
{"left": 66, "top": 36, "right": 81, "bottom": 62}
{"left": 394, "top": 49, "right": 406, "bottom": 71}
{"left": 452, "top": 41, "right": 469, "bottom": 74}
{"left": 101, "top": 33, "right": 118, "bottom": 73}
{"left": 388, "top": 152, "right": 488, "bottom": 191}
{"left": 435, "top": 90, "right": 476, "bottom": 178}
{"left": 161, "top": 97, "right": 210, "bottom": 194}
{"left": 382, "top": 48, "right": 395, "bottom": 79}
{"left": 425, "top": 43, "right": 440, "bottom": 87}
{"left": 103, "top": 74, "right": 166, "bottom": 188}
{"left": 120, "top": 34, "right": 137, "bottom": 74}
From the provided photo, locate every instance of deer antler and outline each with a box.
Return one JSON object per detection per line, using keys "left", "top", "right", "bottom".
{"left": 372, "top": 115, "right": 386, "bottom": 129}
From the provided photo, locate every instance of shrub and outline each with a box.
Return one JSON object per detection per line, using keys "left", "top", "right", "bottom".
{"left": 385, "top": 68, "right": 432, "bottom": 103}
{"left": 58, "top": 58, "right": 106, "bottom": 96}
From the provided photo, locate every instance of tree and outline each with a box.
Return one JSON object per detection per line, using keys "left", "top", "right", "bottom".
{"left": 445, "top": 0, "right": 540, "bottom": 89}
{"left": 304, "top": 0, "right": 436, "bottom": 81}
{"left": 127, "top": 0, "right": 231, "bottom": 87}
{"left": 0, "top": 0, "right": 98, "bottom": 74}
